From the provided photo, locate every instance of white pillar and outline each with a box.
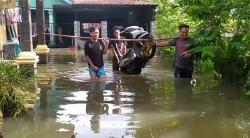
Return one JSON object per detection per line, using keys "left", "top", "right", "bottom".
{"left": 48, "top": 10, "right": 54, "bottom": 41}
{"left": 150, "top": 21, "right": 157, "bottom": 39}
{"left": 73, "top": 21, "right": 80, "bottom": 62}
{"left": 101, "top": 21, "right": 107, "bottom": 38}
{"left": 74, "top": 21, "right": 80, "bottom": 46}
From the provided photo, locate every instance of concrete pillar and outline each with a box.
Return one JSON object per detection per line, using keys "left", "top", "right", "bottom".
{"left": 48, "top": 10, "right": 54, "bottom": 42}
{"left": 101, "top": 21, "right": 107, "bottom": 38}
{"left": 150, "top": 21, "right": 157, "bottom": 38}
{"left": 18, "top": 0, "right": 33, "bottom": 51}
{"left": 14, "top": 51, "right": 39, "bottom": 75}
{"left": 74, "top": 21, "right": 80, "bottom": 47}
{"left": 73, "top": 21, "right": 81, "bottom": 62}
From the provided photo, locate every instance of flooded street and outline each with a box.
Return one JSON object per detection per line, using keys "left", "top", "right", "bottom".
{"left": 2, "top": 49, "right": 250, "bottom": 138}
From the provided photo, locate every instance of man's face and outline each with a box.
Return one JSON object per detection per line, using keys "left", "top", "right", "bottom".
{"left": 113, "top": 30, "right": 120, "bottom": 39}
{"left": 90, "top": 29, "right": 99, "bottom": 40}
{"left": 180, "top": 27, "right": 189, "bottom": 39}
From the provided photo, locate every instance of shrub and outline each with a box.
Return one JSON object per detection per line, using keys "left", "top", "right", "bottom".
{"left": 0, "top": 63, "right": 35, "bottom": 118}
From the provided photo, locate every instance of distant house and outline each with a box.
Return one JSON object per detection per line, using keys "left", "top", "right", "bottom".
{"left": 53, "top": 0, "right": 157, "bottom": 48}
{"left": 0, "top": 1, "right": 21, "bottom": 60}
{"left": 30, "top": 0, "right": 157, "bottom": 48}
{"left": 30, "top": 0, "right": 71, "bottom": 44}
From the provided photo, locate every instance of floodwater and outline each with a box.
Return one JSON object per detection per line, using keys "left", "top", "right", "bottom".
{"left": 2, "top": 49, "right": 250, "bottom": 138}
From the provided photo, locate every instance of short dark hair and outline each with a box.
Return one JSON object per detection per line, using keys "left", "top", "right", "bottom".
{"left": 89, "top": 27, "right": 99, "bottom": 33}
{"left": 112, "top": 26, "right": 124, "bottom": 33}
{"left": 179, "top": 24, "right": 189, "bottom": 30}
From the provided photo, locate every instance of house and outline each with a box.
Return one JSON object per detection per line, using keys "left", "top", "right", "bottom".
{"left": 0, "top": 1, "right": 21, "bottom": 60}
{"left": 54, "top": 0, "right": 157, "bottom": 48}
{"left": 29, "top": 0, "right": 157, "bottom": 48}
{"left": 0, "top": 0, "right": 39, "bottom": 69}
{"left": 30, "top": 0, "right": 71, "bottom": 45}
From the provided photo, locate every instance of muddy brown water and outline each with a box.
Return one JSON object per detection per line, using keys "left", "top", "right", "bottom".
{"left": 2, "top": 49, "right": 250, "bottom": 138}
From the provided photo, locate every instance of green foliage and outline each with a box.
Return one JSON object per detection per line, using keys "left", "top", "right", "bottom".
{"left": 154, "top": 0, "right": 250, "bottom": 84}
{"left": 183, "top": 0, "right": 250, "bottom": 83}
{"left": 163, "top": 47, "right": 176, "bottom": 59}
{"left": 196, "top": 59, "right": 214, "bottom": 73}
{"left": 154, "top": 0, "right": 198, "bottom": 38}
{"left": 0, "top": 63, "right": 35, "bottom": 118}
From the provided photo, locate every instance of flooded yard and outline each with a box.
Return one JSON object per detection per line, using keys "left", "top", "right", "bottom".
{"left": 2, "top": 49, "right": 250, "bottom": 138}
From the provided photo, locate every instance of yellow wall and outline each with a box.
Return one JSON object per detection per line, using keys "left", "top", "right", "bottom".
{"left": 0, "top": 23, "right": 7, "bottom": 43}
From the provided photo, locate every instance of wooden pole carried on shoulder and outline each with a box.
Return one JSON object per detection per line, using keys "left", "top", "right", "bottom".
{"left": 44, "top": 33, "right": 149, "bottom": 42}
{"left": 44, "top": 33, "right": 173, "bottom": 42}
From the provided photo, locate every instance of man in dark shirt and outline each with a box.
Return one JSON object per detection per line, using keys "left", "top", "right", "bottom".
{"left": 166, "top": 24, "right": 195, "bottom": 79}
{"left": 84, "top": 27, "right": 108, "bottom": 81}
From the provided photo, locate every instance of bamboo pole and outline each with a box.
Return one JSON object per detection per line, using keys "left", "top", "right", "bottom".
{"left": 44, "top": 33, "right": 149, "bottom": 42}
{"left": 112, "top": 48, "right": 120, "bottom": 63}
{"left": 44, "top": 33, "right": 173, "bottom": 42}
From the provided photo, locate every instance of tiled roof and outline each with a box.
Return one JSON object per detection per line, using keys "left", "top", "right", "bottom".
{"left": 72, "top": 0, "right": 155, "bottom": 5}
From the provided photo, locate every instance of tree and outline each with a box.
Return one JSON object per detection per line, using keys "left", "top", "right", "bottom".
{"left": 154, "top": 0, "right": 250, "bottom": 84}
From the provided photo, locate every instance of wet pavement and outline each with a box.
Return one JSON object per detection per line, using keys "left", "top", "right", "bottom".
{"left": 2, "top": 49, "right": 250, "bottom": 138}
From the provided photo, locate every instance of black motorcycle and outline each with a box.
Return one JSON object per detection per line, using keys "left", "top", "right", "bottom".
{"left": 117, "top": 26, "right": 156, "bottom": 74}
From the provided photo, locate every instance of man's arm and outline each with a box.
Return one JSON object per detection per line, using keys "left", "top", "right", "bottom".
{"left": 156, "top": 38, "right": 176, "bottom": 48}
{"left": 181, "top": 51, "right": 192, "bottom": 59}
{"left": 181, "top": 41, "right": 194, "bottom": 59}
{"left": 100, "top": 39, "right": 109, "bottom": 54}
{"left": 85, "top": 55, "right": 98, "bottom": 70}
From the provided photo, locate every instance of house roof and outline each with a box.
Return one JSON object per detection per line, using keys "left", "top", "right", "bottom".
{"left": 72, "top": 0, "right": 155, "bottom": 5}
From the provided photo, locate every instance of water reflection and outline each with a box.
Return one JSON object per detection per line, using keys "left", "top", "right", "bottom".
{"left": 2, "top": 49, "right": 250, "bottom": 138}
{"left": 86, "top": 82, "right": 108, "bottom": 133}
{"left": 116, "top": 75, "right": 155, "bottom": 113}
{"left": 52, "top": 77, "right": 140, "bottom": 137}
{"left": 2, "top": 117, "right": 74, "bottom": 138}
{"left": 174, "top": 79, "right": 193, "bottom": 110}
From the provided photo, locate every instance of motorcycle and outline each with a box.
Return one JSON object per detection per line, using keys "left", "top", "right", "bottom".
{"left": 116, "top": 26, "right": 156, "bottom": 74}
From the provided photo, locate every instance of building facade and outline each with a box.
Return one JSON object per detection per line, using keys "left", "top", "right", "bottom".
{"left": 54, "top": 0, "right": 157, "bottom": 48}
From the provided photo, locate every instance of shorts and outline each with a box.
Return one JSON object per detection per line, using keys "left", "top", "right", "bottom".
{"left": 89, "top": 66, "right": 106, "bottom": 78}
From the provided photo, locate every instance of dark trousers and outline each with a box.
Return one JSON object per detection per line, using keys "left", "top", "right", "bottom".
{"left": 112, "top": 56, "right": 119, "bottom": 71}
{"left": 174, "top": 67, "right": 193, "bottom": 79}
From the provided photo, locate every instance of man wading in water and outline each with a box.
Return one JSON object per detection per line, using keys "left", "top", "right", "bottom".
{"left": 84, "top": 27, "right": 109, "bottom": 81}
{"left": 164, "top": 24, "right": 195, "bottom": 79}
